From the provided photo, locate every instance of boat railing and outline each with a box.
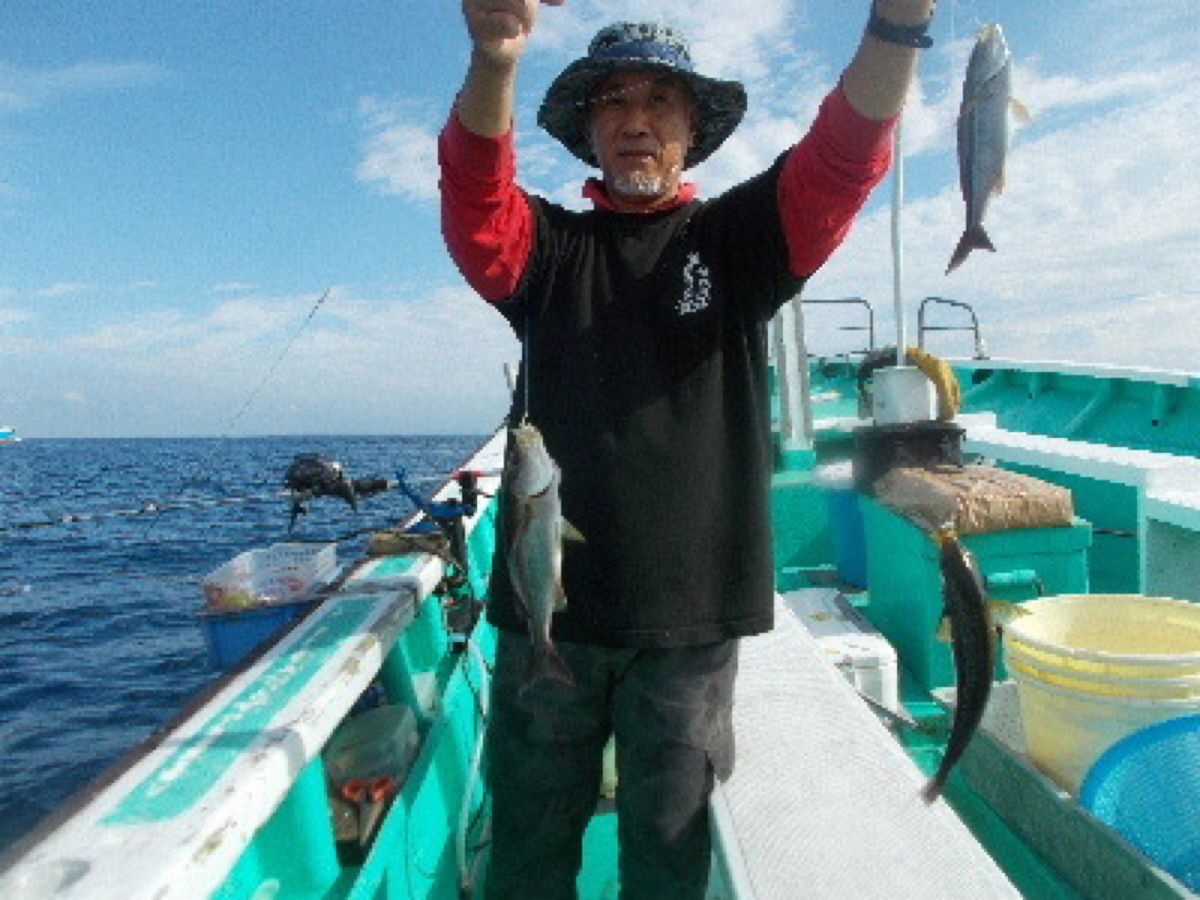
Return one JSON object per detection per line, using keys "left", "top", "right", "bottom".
{"left": 0, "top": 432, "right": 508, "bottom": 900}
{"left": 801, "top": 296, "right": 877, "bottom": 355}
{"left": 960, "top": 416, "right": 1200, "bottom": 601}
{"left": 917, "top": 295, "right": 988, "bottom": 359}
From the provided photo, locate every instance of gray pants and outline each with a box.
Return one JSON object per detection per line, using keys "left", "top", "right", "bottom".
{"left": 484, "top": 631, "right": 738, "bottom": 900}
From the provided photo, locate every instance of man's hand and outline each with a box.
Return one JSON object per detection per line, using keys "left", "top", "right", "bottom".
{"left": 464, "top": 0, "right": 564, "bottom": 67}
{"left": 455, "top": 0, "right": 563, "bottom": 137}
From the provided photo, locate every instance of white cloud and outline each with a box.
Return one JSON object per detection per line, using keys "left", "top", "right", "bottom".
{"left": 0, "top": 61, "right": 165, "bottom": 115}
{"left": 1018, "top": 66, "right": 1177, "bottom": 114}
{"left": 67, "top": 293, "right": 302, "bottom": 354}
{"left": 44, "top": 286, "right": 519, "bottom": 434}
{"left": 35, "top": 282, "right": 90, "bottom": 298}
{"left": 0, "top": 307, "right": 36, "bottom": 355}
{"left": 62, "top": 390, "right": 87, "bottom": 405}
{"left": 0, "top": 307, "right": 31, "bottom": 328}
{"left": 531, "top": 0, "right": 797, "bottom": 84}
{"left": 212, "top": 281, "right": 257, "bottom": 293}
{"left": 356, "top": 97, "right": 441, "bottom": 202}
{"left": 962, "top": 290, "right": 1198, "bottom": 377}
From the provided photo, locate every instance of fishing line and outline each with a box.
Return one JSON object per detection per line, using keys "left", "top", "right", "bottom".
{"left": 140, "top": 286, "right": 335, "bottom": 542}
{"left": 950, "top": 0, "right": 990, "bottom": 41}
{"left": 217, "top": 287, "right": 334, "bottom": 440}
{"left": 520, "top": 305, "right": 531, "bottom": 425}
{"left": 0, "top": 490, "right": 289, "bottom": 536}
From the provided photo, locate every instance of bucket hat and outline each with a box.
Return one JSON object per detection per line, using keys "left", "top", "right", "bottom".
{"left": 537, "top": 22, "right": 747, "bottom": 170}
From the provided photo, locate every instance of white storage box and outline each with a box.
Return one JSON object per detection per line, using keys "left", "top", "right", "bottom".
{"left": 202, "top": 542, "right": 337, "bottom": 609}
{"left": 781, "top": 588, "right": 899, "bottom": 713}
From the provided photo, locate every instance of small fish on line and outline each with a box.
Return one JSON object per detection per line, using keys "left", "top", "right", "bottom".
{"left": 501, "top": 421, "right": 582, "bottom": 692}
{"left": 946, "top": 24, "right": 1031, "bottom": 275}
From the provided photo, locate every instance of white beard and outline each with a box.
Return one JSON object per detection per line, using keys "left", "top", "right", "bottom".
{"left": 608, "top": 171, "right": 668, "bottom": 198}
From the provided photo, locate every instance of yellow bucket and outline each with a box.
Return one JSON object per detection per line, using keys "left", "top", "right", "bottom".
{"left": 1004, "top": 594, "right": 1200, "bottom": 794}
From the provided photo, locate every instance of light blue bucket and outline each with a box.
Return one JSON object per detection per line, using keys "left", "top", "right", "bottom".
{"left": 1080, "top": 713, "right": 1200, "bottom": 891}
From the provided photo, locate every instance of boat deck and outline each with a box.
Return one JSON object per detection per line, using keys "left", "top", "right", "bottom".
{"left": 714, "top": 591, "right": 1018, "bottom": 898}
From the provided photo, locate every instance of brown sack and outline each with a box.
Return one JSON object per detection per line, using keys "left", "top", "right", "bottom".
{"left": 874, "top": 464, "right": 1074, "bottom": 535}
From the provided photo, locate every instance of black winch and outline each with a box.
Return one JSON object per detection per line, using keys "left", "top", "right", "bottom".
{"left": 852, "top": 420, "right": 965, "bottom": 493}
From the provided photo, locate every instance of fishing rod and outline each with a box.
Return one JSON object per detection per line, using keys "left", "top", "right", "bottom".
{"left": 281, "top": 453, "right": 488, "bottom": 535}
{"left": 891, "top": 119, "right": 907, "bottom": 355}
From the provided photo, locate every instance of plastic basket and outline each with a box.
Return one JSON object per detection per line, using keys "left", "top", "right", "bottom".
{"left": 202, "top": 542, "right": 337, "bottom": 609}
{"left": 200, "top": 599, "right": 316, "bottom": 669}
{"left": 1080, "top": 713, "right": 1200, "bottom": 891}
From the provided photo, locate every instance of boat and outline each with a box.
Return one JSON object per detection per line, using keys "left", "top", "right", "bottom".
{"left": 0, "top": 426, "right": 20, "bottom": 443}
{"left": 2, "top": 291, "right": 1198, "bottom": 898}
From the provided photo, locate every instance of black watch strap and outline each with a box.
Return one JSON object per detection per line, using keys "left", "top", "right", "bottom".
{"left": 867, "top": 9, "right": 933, "bottom": 49}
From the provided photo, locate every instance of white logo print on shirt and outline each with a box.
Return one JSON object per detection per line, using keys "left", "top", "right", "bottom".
{"left": 677, "top": 252, "right": 712, "bottom": 315}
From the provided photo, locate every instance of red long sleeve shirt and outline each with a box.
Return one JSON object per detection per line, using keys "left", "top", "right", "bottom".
{"left": 438, "top": 84, "right": 895, "bottom": 302}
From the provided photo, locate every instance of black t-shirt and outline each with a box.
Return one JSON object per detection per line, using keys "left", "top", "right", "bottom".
{"left": 489, "top": 156, "right": 804, "bottom": 647}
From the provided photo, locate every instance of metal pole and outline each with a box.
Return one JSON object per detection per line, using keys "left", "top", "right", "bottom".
{"left": 791, "top": 298, "right": 814, "bottom": 449}
{"left": 771, "top": 311, "right": 794, "bottom": 440}
{"left": 891, "top": 120, "right": 906, "bottom": 357}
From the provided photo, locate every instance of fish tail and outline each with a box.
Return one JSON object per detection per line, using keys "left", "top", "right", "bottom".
{"left": 945, "top": 225, "right": 996, "bottom": 274}
{"left": 922, "top": 769, "right": 951, "bottom": 804}
{"left": 520, "top": 642, "right": 576, "bottom": 693}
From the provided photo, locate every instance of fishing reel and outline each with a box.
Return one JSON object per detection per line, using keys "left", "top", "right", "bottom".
{"left": 284, "top": 453, "right": 391, "bottom": 532}
{"left": 396, "top": 468, "right": 489, "bottom": 651}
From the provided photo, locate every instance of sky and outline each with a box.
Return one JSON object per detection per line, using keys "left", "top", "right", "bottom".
{"left": 1, "top": 0, "right": 1197, "bottom": 437}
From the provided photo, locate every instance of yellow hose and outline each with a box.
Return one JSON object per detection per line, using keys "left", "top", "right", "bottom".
{"left": 907, "top": 346, "right": 962, "bottom": 421}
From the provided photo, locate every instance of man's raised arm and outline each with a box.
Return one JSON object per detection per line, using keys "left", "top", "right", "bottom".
{"left": 456, "top": 0, "right": 560, "bottom": 136}
{"left": 843, "top": 0, "right": 936, "bottom": 120}
{"left": 777, "top": 0, "right": 936, "bottom": 278}
{"left": 440, "top": 0, "right": 563, "bottom": 302}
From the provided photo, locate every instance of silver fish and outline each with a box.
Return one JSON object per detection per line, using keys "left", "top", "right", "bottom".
{"left": 502, "top": 422, "right": 576, "bottom": 691}
{"left": 947, "top": 24, "right": 1026, "bottom": 275}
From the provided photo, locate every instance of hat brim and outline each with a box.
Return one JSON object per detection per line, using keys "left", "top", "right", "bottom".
{"left": 537, "top": 58, "right": 747, "bottom": 170}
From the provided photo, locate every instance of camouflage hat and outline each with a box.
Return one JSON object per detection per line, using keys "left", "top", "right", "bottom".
{"left": 536, "top": 22, "right": 747, "bottom": 170}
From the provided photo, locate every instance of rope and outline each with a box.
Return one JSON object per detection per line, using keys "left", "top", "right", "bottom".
{"left": 1, "top": 490, "right": 289, "bottom": 535}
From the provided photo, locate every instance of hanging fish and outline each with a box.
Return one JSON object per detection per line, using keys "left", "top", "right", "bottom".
{"left": 501, "top": 422, "right": 579, "bottom": 692}
{"left": 946, "top": 24, "right": 1030, "bottom": 274}
{"left": 923, "top": 528, "right": 995, "bottom": 802}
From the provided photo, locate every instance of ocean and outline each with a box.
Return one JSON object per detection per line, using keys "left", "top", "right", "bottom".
{"left": 0, "top": 434, "right": 485, "bottom": 857}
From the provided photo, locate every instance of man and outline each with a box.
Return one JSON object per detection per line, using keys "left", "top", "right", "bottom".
{"left": 439, "top": 2, "right": 935, "bottom": 897}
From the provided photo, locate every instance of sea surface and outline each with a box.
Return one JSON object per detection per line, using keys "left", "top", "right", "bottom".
{"left": 0, "top": 434, "right": 485, "bottom": 857}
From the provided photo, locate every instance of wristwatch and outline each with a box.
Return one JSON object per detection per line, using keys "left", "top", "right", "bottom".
{"left": 867, "top": 4, "right": 934, "bottom": 49}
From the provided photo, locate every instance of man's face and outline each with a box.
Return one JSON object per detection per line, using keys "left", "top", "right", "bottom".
{"left": 587, "top": 69, "right": 696, "bottom": 211}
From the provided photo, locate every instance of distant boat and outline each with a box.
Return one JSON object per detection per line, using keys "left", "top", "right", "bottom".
{"left": 0, "top": 426, "right": 19, "bottom": 443}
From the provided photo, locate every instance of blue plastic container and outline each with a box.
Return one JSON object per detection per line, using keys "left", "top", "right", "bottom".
{"left": 830, "top": 490, "right": 867, "bottom": 587}
{"left": 815, "top": 462, "right": 867, "bottom": 587}
{"left": 200, "top": 600, "right": 316, "bottom": 670}
{"left": 1081, "top": 713, "right": 1200, "bottom": 891}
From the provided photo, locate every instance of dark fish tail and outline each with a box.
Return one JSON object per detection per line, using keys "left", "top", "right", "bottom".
{"left": 923, "top": 533, "right": 994, "bottom": 803}
{"left": 520, "top": 641, "right": 576, "bottom": 693}
{"left": 922, "top": 773, "right": 949, "bottom": 805}
{"left": 945, "top": 225, "right": 996, "bottom": 274}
